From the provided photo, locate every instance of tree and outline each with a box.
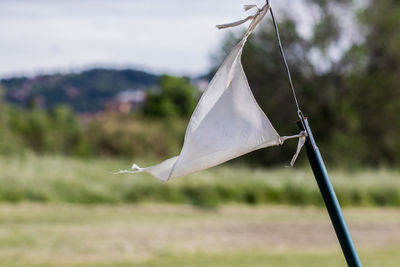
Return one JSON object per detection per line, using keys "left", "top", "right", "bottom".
{"left": 142, "top": 75, "right": 198, "bottom": 118}
{"left": 209, "top": 0, "right": 399, "bottom": 167}
{"left": 349, "top": 0, "right": 400, "bottom": 165}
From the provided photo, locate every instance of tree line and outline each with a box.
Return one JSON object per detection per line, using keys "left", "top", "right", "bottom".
{"left": 0, "top": 0, "right": 398, "bottom": 168}
{"left": 209, "top": 0, "right": 400, "bottom": 167}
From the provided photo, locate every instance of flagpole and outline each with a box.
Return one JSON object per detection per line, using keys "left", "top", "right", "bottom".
{"left": 296, "top": 118, "right": 362, "bottom": 267}
{"left": 267, "top": 2, "right": 362, "bottom": 266}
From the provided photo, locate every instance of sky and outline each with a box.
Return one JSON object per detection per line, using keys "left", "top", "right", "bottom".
{"left": 0, "top": 0, "right": 312, "bottom": 78}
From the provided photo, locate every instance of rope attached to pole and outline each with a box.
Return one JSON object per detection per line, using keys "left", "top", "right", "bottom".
{"left": 267, "top": 0, "right": 308, "bottom": 137}
{"left": 269, "top": 6, "right": 300, "bottom": 113}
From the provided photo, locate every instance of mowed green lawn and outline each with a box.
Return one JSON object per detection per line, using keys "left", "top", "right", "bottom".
{"left": 0, "top": 204, "right": 399, "bottom": 266}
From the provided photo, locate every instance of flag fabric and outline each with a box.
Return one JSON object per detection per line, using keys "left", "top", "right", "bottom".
{"left": 117, "top": 4, "right": 306, "bottom": 181}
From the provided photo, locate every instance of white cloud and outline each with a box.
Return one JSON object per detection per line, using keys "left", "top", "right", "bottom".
{"left": 0, "top": 0, "right": 310, "bottom": 78}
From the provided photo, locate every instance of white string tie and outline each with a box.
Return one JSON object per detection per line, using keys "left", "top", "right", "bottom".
{"left": 216, "top": 3, "right": 270, "bottom": 33}
{"left": 289, "top": 131, "right": 307, "bottom": 166}
{"left": 111, "top": 163, "right": 144, "bottom": 174}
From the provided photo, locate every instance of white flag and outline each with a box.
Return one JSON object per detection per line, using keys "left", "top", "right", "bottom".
{"left": 118, "top": 4, "right": 305, "bottom": 181}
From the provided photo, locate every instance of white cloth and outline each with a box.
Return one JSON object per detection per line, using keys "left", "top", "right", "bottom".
{"left": 118, "top": 4, "right": 305, "bottom": 181}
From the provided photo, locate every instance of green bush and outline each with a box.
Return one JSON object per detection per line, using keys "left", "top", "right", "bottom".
{"left": 142, "top": 75, "right": 198, "bottom": 118}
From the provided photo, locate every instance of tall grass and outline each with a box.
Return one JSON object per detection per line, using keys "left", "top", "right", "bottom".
{"left": 0, "top": 154, "right": 399, "bottom": 207}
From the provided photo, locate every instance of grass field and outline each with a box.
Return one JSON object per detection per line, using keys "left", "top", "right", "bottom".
{"left": 0, "top": 155, "right": 399, "bottom": 266}
{"left": 0, "top": 203, "right": 398, "bottom": 266}
{"left": 0, "top": 154, "right": 399, "bottom": 206}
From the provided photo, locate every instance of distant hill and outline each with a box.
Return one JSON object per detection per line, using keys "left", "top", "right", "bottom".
{"left": 0, "top": 68, "right": 159, "bottom": 112}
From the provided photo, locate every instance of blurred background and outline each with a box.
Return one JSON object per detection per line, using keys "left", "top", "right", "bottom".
{"left": 0, "top": 0, "right": 399, "bottom": 266}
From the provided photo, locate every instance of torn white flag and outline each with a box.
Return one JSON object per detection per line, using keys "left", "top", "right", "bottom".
{"left": 117, "top": 4, "right": 306, "bottom": 181}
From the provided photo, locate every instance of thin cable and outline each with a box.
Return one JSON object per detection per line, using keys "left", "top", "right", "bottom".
{"left": 269, "top": 5, "right": 301, "bottom": 113}
{"left": 267, "top": 1, "right": 308, "bottom": 138}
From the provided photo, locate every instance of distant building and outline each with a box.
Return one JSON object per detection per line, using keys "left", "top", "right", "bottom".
{"left": 104, "top": 89, "right": 146, "bottom": 113}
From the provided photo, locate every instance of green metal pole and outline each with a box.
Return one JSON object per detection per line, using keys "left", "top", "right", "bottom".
{"left": 297, "top": 118, "right": 362, "bottom": 267}
{"left": 268, "top": 3, "right": 362, "bottom": 265}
